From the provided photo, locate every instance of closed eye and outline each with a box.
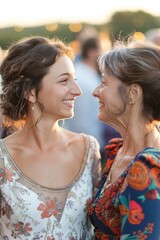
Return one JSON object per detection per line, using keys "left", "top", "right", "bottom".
{"left": 101, "top": 76, "right": 108, "bottom": 86}
{"left": 60, "top": 79, "right": 68, "bottom": 83}
{"left": 101, "top": 80, "right": 107, "bottom": 86}
{"left": 60, "top": 78, "right": 77, "bottom": 83}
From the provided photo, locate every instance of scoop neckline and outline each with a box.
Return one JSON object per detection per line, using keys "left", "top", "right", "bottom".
{"left": 0, "top": 134, "right": 90, "bottom": 192}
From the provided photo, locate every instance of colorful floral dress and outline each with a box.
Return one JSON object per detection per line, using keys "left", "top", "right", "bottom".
{"left": 88, "top": 138, "right": 160, "bottom": 239}
{"left": 0, "top": 134, "right": 101, "bottom": 240}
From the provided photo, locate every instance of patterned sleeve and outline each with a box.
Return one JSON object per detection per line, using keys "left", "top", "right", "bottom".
{"left": 89, "top": 136, "right": 102, "bottom": 195}
{"left": 119, "top": 148, "right": 160, "bottom": 239}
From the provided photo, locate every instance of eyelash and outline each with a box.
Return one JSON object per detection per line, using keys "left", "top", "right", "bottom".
{"left": 60, "top": 79, "right": 68, "bottom": 83}
{"left": 60, "top": 78, "right": 77, "bottom": 83}
{"left": 101, "top": 76, "right": 108, "bottom": 85}
{"left": 101, "top": 80, "right": 107, "bottom": 85}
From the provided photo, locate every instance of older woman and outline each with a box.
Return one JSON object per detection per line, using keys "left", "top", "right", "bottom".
{"left": 89, "top": 40, "right": 160, "bottom": 239}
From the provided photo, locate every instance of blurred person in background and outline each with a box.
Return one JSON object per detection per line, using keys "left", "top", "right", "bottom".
{"left": 145, "top": 28, "right": 160, "bottom": 46}
{"left": 0, "top": 36, "right": 101, "bottom": 239}
{"left": 88, "top": 40, "right": 160, "bottom": 239}
{"left": 64, "top": 37, "right": 120, "bottom": 162}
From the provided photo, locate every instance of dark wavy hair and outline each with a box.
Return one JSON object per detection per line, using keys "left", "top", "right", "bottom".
{"left": 0, "top": 36, "right": 74, "bottom": 121}
{"left": 98, "top": 41, "right": 160, "bottom": 122}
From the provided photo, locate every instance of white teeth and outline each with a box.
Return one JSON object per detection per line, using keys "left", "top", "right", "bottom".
{"left": 63, "top": 100, "right": 74, "bottom": 105}
{"left": 99, "top": 102, "right": 104, "bottom": 107}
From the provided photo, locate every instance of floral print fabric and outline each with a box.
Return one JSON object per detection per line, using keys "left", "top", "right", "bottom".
{"left": 88, "top": 138, "right": 160, "bottom": 239}
{"left": 0, "top": 135, "right": 101, "bottom": 240}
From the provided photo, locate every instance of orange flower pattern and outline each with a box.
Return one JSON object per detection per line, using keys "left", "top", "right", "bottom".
{"left": 128, "top": 201, "right": 144, "bottom": 225}
{"left": 88, "top": 138, "right": 160, "bottom": 239}
{"left": 4, "top": 167, "right": 14, "bottom": 182}
{"left": 37, "top": 200, "right": 58, "bottom": 218}
{"left": 12, "top": 222, "right": 32, "bottom": 237}
{"left": 150, "top": 167, "right": 160, "bottom": 188}
{"left": 127, "top": 161, "right": 151, "bottom": 190}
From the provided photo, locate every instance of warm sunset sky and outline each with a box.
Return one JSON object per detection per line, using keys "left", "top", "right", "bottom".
{"left": 0, "top": 0, "right": 160, "bottom": 28}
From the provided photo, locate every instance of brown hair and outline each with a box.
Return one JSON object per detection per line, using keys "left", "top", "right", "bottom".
{"left": 98, "top": 41, "right": 160, "bottom": 122}
{"left": 0, "top": 36, "right": 74, "bottom": 121}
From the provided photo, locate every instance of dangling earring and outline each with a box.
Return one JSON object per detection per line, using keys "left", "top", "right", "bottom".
{"left": 32, "top": 105, "right": 35, "bottom": 111}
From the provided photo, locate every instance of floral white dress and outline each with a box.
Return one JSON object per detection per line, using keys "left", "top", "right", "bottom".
{"left": 0, "top": 134, "right": 101, "bottom": 240}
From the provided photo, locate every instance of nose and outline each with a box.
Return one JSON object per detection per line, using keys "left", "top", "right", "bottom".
{"left": 71, "top": 81, "right": 82, "bottom": 96}
{"left": 92, "top": 85, "right": 100, "bottom": 98}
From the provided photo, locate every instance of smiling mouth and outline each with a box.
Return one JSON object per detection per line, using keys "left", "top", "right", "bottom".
{"left": 99, "top": 102, "right": 105, "bottom": 108}
{"left": 62, "top": 100, "right": 75, "bottom": 108}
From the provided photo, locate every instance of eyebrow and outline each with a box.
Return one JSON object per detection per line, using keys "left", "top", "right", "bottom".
{"left": 56, "top": 72, "right": 75, "bottom": 78}
{"left": 58, "top": 73, "right": 70, "bottom": 77}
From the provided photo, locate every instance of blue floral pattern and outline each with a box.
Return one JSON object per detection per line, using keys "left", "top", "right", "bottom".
{"left": 88, "top": 138, "right": 160, "bottom": 239}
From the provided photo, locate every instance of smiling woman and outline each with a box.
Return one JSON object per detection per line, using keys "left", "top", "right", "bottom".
{"left": 88, "top": 39, "right": 160, "bottom": 239}
{"left": 0, "top": 36, "right": 102, "bottom": 239}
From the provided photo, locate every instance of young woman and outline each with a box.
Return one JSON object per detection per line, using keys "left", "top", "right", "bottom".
{"left": 0, "top": 36, "right": 101, "bottom": 239}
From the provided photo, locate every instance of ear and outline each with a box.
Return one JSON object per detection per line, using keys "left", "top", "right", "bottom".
{"left": 24, "top": 89, "right": 36, "bottom": 103}
{"left": 127, "top": 84, "right": 142, "bottom": 104}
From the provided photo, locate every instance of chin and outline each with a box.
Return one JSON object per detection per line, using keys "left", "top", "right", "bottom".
{"left": 98, "top": 113, "right": 110, "bottom": 124}
{"left": 64, "top": 112, "right": 74, "bottom": 119}
{"left": 65, "top": 115, "right": 73, "bottom": 120}
{"left": 63, "top": 110, "right": 74, "bottom": 118}
{"left": 98, "top": 113, "right": 105, "bottom": 122}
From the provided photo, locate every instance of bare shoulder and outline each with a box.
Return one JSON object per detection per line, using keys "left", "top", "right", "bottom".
{"left": 62, "top": 128, "right": 86, "bottom": 150}
{"left": 62, "top": 128, "right": 100, "bottom": 158}
{"left": 1, "top": 131, "right": 27, "bottom": 154}
{"left": 2, "top": 131, "right": 20, "bottom": 145}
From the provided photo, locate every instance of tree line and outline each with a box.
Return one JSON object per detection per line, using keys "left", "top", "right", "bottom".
{"left": 0, "top": 10, "right": 160, "bottom": 49}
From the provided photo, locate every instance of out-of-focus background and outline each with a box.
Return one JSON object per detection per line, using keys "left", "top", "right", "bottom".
{"left": 0, "top": 0, "right": 160, "bottom": 161}
{"left": 0, "top": 0, "right": 160, "bottom": 50}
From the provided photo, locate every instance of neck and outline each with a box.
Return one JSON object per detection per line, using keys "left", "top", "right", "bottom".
{"left": 120, "top": 124, "right": 160, "bottom": 156}
{"left": 18, "top": 119, "right": 62, "bottom": 151}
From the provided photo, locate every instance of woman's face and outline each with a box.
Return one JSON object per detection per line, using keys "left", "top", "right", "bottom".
{"left": 92, "top": 70, "right": 127, "bottom": 124}
{"left": 36, "top": 55, "right": 82, "bottom": 121}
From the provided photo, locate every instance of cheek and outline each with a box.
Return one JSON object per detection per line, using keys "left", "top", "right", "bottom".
{"left": 39, "top": 85, "right": 53, "bottom": 97}
{"left": 58, "top": 86, "right": 70, "bottom": 96}
{"left": 101, "top": 87, "right": 122, "bottom": 105}
{"left": 100, "top": 88, "right": 108, "bottom": 101}
{"left": 100, "top": 89, "right": 112, "bottom": 107}
{"left": 41, "top": 86, "right": 69, "bottom": 99}
{"left": 101, "top": 88, "right": 125, "bottom": 116}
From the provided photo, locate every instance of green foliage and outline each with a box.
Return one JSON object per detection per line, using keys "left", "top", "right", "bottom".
{"left": 106, "top": 10, "right": 160, "bottom": 41}
{"left": 0, "top": 11, "right": 160, "bottom": 49}
{"left": 0, "top": 24, "right": 77, "bottom": 49}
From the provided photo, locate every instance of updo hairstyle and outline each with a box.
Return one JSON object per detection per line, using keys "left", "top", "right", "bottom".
{"left": 0, "top": 36, "right": 74, "bottom": 121}
{"left": 98, "top": 41, "right": 160, "bottom": 122}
